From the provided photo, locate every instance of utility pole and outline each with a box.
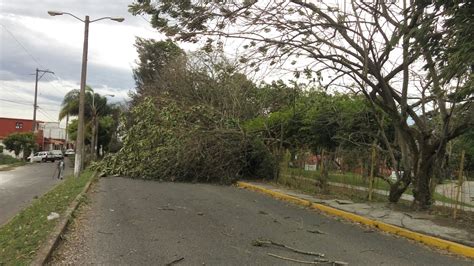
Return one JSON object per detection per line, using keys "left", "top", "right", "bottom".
{"left": 32, "top": 68, "right": 55, "bottom": 132}
{"left": 74, "top": 15, "right": 90, "bottom": 177}
{"left": 48, "top": 11, "right": 124, "bottom": 177}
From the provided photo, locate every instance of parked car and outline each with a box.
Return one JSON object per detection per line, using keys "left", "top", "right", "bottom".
{"left": 50, "top": 150, "right": 64, "bottom": 160}
{"left": 28, "top": 151, "right": 55, "bottom": 163}
{"left": 64, "top": 149, "right": 75, "bottom": 157}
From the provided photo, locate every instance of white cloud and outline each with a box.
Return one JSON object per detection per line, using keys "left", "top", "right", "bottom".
{"left": 0, "top": 0, "right": 164, "bottom": 122}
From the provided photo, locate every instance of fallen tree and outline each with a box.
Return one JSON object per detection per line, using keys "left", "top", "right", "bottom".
{"left": 93, "top": 98, "right": 276, "bottom": 184}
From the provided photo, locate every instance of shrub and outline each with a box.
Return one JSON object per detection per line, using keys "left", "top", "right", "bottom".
{"left": 0, "top": 154, "right": 20, "bottom": 165}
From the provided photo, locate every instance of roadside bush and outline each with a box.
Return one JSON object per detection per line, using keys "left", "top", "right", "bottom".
{"left": 0, "top": 154, "right": 20, "bottom": 165}
{"left": 2, "top": 132, "right": 35, "bottom": 160}
{"left": 242, "top": 138, "right": 277, "bottom": 180}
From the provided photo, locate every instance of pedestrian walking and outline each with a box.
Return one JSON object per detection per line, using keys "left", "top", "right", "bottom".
{"left": 57, "top": 158, "right": 65, "bottom": 180}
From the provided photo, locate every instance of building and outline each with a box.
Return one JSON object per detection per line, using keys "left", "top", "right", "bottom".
{"left": 0, "top": 117, "right": 69, "bottom": 156}
{"left": 39, "top": 122, "right": 69, "bottom": 150}
{"left": 0, "top": 117, "right": 41, "bottom": 137}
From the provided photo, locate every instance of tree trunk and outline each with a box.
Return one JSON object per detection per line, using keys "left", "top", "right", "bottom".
{"left": 91, "top": 115, "right": 96, "bottom": 158}
{"left": 389, "top": 137, "right": 444, "bottom": 210}
{"left": 388, "top": 127, "right": 414, "bottom": 203}
{"left": 65, "top": 114, "right": 69, "bottom": 149}
{"left": 388, "top": 171, "right": 411, "bottom": 203}
{"left": 94, "top": 117, "right": 99, "bottom": 159}
{"left": 412, "top": 163, "right": 433, "bottom": 210}
{"left": 412, "top": 143, "right": 444, "bottom": 210}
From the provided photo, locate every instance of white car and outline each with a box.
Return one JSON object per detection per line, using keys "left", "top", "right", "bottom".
{"left": 64, "top": 149, "right": 75, "bottom": 156}
{"left": 50, "top": 150, "right": 64, "bottom": 160}
{"left": 29, "top": 151, "right": 55, "bottom": 163}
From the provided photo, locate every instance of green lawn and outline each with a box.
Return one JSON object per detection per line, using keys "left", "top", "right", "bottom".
{"left": 283, "top": 167, "right": 391, "bottom": 190}
{"left": 0, "top": 153, "right": 20, "bottom": 164}
{"left": 281, "top": 167, "right": 474, "bottom": 208}
{"left": 0, "top": 154, "right": 27, "bottom": 172}
{"left": 0, "top": 170, "right": 95, "bottom": 264}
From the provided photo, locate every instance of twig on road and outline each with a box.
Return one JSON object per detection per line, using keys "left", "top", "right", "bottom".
{"left": 268, "top": 253, "right": 348, "bottom": 265}
{"left": 97, "top": 230, "right": 113, "bottom": 235}
{"left": 267, "top": 253, "right": 327, "bottom": 264}
{"left": 157, "top": 207, "right": 176, "bottom": 211}
{"left": 253, "top": 239, "right": 325, "bottom": 257}
{"left": 307, "top": 229, "right": 327, "bottom": 234}
{"left": 165, "top": 257, "right": 184, "bottom": 265}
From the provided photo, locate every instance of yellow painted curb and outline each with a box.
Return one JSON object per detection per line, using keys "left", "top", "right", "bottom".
{"left": 236, "top": 181, "right": 474, "bottom": 259}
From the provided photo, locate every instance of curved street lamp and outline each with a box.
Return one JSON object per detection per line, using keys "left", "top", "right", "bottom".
{"left": 48, "top": 11, "right": 124, "bottom": 177}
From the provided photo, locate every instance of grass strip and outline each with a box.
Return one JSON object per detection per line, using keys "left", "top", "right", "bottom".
{"left": 0, "top": 154, "right": 21, "bottom": 165}
{"left": 282, "top": 168, "right": 474, "bottom": 208}
{"left": 0, "top": 162, "right": 27, "bottom": 172}
{"left": 0, "top": 170, "right": 94, "bottom": 264}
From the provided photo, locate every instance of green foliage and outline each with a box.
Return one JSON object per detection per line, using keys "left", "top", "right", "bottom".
{"left": 244, "top": 91, "right": 387, "bottom": 153}
{"left": 3, "top": 132, "right": 36, "bottom": 159}
{"left": 423, "top": 0, "right": 474, "bottom": 84}
{"left": 65, "top": 91, "right": 119, "bottom": 152}
{"left": 0, "top": 153, "right": 20, "bottom": 165}
{"left": 451, "top": 129, "right": 474, "bottom": 173}
{"left": 97, "top": 116, "right": 115, "bottom": 151}
{"left": 67, "top": 119, "right": 91, "bottom": 145}
{"left": 93, "top": 98, "right": 276, "bottom": 183}
{"left": 132, "top": 38, "right": 186, "bottom": 104}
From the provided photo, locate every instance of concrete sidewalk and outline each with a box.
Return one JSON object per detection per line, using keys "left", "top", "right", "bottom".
{"left": 244, "top": 181, "right": 474, "bottom": 247}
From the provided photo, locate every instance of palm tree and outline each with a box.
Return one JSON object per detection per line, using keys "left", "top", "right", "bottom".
{"left": 59, "top": 89, "right": 79, "bottom": 149}
{"left": 87, "top": 92, "right": 113, "bottom": 159}
{"left": 59, "top": 86, "right": 94, "bottom": 150}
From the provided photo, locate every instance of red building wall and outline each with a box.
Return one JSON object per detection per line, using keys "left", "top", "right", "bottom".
{"left": 0, "top": 117, "right": 43, "bottom": 146}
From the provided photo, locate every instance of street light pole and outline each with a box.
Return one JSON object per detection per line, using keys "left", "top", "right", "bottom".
{"left": 48, "top": 11, "right": 124, "bottom": 177}
{"left": 74, "top": 15, "right": 89, "bottom": 177}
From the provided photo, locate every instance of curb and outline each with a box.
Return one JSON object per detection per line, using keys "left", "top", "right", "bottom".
{"left": 236, "top": 181, "right": 474, "bottom": 259}
{"left": 32, "top": 172, "right": 97, "bottom": 265}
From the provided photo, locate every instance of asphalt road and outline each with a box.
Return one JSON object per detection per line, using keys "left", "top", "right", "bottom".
{"left": 52, "top": 177, "right": 472, "bottom": 265}
{"left": 0, "top": 161, "right": 71, "bottom": 226}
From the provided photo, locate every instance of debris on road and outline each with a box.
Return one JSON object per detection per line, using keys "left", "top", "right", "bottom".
{"left": 252, "top": 239, "right": 351, "bottom": 265}
{"left": 97, "top": 230, "right": 113, "bottom": 235}
{"left": 267, "top": 253, "right": 329, "bottom": 264}
{"left": 267, "top": 252, "right": 348, "bottom": 265}
{"left": 307, "top": 229, "right": 326, "bottom": 235}
{"left": 335, "top": 200, "right": 353, "bottom": 205}
{"left": 47, "top": 212, "right": 60, "bottom": 221}
{"left": 165, "top": 257, "right": 184, "bottom": 265}
{"left": 252, "top": 239, "right": 325, "bottom": 257}
{"left": 157, "top": 206, "right": 176, "bottom": 211}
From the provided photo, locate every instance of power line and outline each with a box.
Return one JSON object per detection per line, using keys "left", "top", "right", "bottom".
{"left": 0, "top": 24, "right": 44, "bottom": 68}
{"left": 38, "top": 106, "right": 60, "bottom": 112}
{"left": 1, "top": 23, "right": 68, "bottom": 84}
{"left": 37, "top": 107, "right": 57, "bottom": 122}
{"left": 0, "top": 98, "right": 31, "bottom": 106}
